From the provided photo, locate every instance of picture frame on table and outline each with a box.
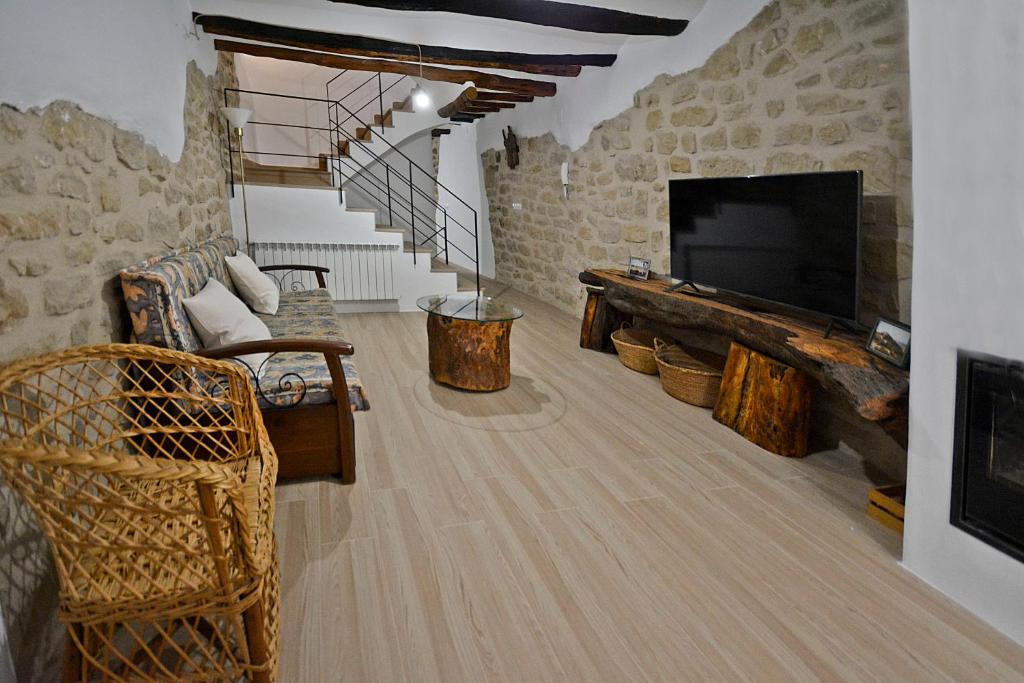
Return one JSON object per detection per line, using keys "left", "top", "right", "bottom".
{"left": 866, "top": 317, "right": 911, "bottom": 369}
{"left": 627, "top": 256, "right": 652, "bottom": 281}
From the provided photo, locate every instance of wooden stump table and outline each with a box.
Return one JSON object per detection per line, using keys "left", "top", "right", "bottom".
{"left": 417, "top": 294, "right": 524, "bottom": 392}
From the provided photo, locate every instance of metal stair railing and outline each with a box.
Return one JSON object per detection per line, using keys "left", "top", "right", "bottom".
{"left": 224, "top": 85, "right": 481, "bottom": 295}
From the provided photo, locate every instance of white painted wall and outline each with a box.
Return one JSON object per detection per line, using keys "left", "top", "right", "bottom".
{"left": 436, "top": 124, "right": 495, "bottom": 278}
{"left": 476, "top": 0, "right": 768, "bottom": 151}
{"left": 0, "top": 0, "right": 218, "bottom": 160}
{"left": 904, "top": 0, "right": 1024, "bottom": 645}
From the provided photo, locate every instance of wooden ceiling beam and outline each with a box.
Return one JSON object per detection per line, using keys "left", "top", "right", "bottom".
{"left": 450, "top": 115, "right": 478, "bottom": 123}
{"left": 463, "top": 103, "right": 502, "bottom": 113}
{"left": 437, "top": 86, "right": 478, "bottom": 118}
{"left": 195, "top": 15, "right": 615, "bottom": 76}
{"left": 475, "top": 91, "right": 534, "bottom": 103}
{"left": 215, "top": 40, "right": 557, "bottom": 97}
{"left": 326, "top": 0, "right": 688, "bottom": 36}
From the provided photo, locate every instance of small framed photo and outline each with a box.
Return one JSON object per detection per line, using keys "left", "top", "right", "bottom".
{"left": 627, "top": 256, "right": 651, "bottom": 281}
{"left": 866, "top": 318, "right": 911, "bottom": 369}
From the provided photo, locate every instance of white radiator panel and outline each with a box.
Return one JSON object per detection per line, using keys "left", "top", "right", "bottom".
{"left": 251, "top": 242, "right": 399, "bottom": 301}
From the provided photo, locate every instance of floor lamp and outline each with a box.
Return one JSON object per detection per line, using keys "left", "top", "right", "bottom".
{"left": 222, "top": 107, "right": 253, "bottom": 256}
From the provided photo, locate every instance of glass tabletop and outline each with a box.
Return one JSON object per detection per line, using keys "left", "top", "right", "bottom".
{"left": 416, "top": 294, "right": 524, "bottom": 322}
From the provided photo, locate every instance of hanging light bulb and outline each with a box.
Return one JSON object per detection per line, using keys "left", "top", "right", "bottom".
{"left": 411, "top": 84, "right": 431, "bottom": 110}
{"left": 410, "top": 44, "right": 431, "bottom": 111}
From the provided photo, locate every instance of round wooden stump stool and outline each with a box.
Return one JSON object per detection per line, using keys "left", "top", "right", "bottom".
{"left": 418, "top": 294, "right": 524, "bottom": 393}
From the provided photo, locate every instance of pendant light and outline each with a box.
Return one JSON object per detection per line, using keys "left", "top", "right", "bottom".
{"left": 410, "top": 44, "right": 431, "bottom": 111}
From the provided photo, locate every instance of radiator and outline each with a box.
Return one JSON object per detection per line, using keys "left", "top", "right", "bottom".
{"left": 250, "top": 241, "right": 399, "bottom": 301}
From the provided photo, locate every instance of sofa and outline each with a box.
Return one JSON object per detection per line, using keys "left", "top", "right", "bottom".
{"left": 119, "top": 235, "right": 367, "bottom": 482}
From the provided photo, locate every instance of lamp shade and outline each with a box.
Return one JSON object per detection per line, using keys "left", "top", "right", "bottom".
{"left": 222, "top": 107, "right": 252, "bottom": 129}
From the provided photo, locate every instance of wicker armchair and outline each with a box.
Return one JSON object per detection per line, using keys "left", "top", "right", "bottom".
{"left": 0, "top": 344, "right": 279, "bottom": 682}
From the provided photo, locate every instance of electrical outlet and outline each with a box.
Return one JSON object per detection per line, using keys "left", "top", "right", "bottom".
{"left": 512, "top": 201, "right": 523, "bottom": 211}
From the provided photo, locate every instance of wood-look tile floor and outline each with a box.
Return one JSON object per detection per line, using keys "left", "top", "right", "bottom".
{"left": 274, "top": 284, "right": 1024, "bottom": 682}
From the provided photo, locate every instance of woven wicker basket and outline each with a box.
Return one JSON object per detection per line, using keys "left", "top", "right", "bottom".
{"left": 653, "top": 339, "right": 725, "bottom": 407}
{"left": 610, "top": 323, "right": 660, "bottom": 374}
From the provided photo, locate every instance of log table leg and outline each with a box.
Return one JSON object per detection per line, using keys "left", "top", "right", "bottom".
{"left": 579, "top": 286, "right": 632, "bottom": 352}
{"left": 712, "top": 342, "right": 814, "bottom": 458}
{"left": 427, "top": 314, "right": 513, "bottom": 391}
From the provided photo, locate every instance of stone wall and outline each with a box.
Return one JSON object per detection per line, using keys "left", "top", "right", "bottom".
{"left": 483, "top": 0, "right": 911, "bottom": 324}
{"left": 0, "top": 54, "right": 237, "bottom": 680}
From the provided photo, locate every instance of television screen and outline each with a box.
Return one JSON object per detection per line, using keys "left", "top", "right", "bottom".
{"left": 669, "top": 171, "right": 862, "bottom": 321}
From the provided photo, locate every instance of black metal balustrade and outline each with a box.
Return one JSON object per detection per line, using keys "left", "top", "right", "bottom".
{"left": 222, "top": 75, "right": 480, "bottom": 295}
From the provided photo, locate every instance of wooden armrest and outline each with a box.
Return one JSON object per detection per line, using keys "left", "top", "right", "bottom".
{"left": 197, "top": 337, "right": 354, "bottom": 359}
{"left": 258, "top": 264, "right": 329, "bottom": 288}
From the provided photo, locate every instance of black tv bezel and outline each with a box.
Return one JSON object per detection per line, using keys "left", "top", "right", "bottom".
{"left": 668, "top": 170, "right": 864, "bottom": 324}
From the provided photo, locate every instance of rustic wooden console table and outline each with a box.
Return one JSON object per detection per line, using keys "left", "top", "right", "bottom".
{"left": 580, "top": 269, "right": 909, "bottom": 448}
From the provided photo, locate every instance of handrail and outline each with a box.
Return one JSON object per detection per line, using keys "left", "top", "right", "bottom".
{"left": 225, "top": 82, "right": 480, "bottom": 293}
{"left": 227, "top": 88, "right": 476, "bottom": 214}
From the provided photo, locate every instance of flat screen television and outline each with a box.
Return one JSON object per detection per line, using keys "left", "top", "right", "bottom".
{"left": 669, "top": 170, "right": 862, "bottom": 321}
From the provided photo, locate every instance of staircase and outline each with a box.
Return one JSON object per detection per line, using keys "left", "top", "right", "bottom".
{"left": 225, "top": 75, "right": 480, "bottom": 310}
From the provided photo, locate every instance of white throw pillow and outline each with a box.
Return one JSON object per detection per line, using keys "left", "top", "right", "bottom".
{"left": 225, "top": 253, "right": 280, "bottom": 315}
{"left": 183, "top": 279, "right": 272, "bottom": 377}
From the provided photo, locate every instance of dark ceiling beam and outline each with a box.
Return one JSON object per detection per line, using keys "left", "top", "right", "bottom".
{"left": 431, "top": 128, "right": 451, "bottom": 137}
{"left": 475, "top": 91, "right": 534, "bottom": 103}
{"left": 195, "top": 14, "right": 616, "bottom": 75}
{"left": 437, "top": 86, "right": 478, "bottom": 118}
{"left": 327, "top": 0, "right": 688, "bottom": 36}
{"left": 450, "top": 115, "right": 477, "bottom": 123}
{"left": 463, "top": 103, "right": 502, "bottom": 113}
{"left": 215, "top": 40, "right": 557, "bottom": 97}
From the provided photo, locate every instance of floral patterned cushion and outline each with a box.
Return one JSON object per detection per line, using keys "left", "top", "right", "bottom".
{"left": 255, "top": 289, "right": 368, "bottom": 411}
{"left": 119, "top": 237, "right": 240, "bottom": 353}
{"left": 118, "top": 238, "right": 368, "bottom": 412}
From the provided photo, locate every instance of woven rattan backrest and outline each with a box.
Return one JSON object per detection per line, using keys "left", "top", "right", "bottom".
{"left": 0, "top": 344, "right": 268, "bottom": 616}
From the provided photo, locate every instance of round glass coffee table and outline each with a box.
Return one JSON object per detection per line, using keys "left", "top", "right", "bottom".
{"left": 417, "top": 294, "right": 524, "bottom": 391}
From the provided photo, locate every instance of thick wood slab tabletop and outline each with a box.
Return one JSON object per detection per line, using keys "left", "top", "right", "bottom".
{"left": 582, "top": 269, "right": 909, "bottom": 445}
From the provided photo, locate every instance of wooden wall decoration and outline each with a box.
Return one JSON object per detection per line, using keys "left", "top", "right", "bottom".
{"left": 502, "top": 126, "right": 520, "bottom": 169}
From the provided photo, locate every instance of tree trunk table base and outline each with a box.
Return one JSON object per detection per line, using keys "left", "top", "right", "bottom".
{"left": 427, "top": 315, "right": 514, "bottom": 391}
{"left": 713, "top": 342, "right": 813, "bottom": 458}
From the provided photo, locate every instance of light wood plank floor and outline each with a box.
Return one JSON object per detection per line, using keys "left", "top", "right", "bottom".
{"left": 274, "top": 284, "right": 1024, "bottom": 682}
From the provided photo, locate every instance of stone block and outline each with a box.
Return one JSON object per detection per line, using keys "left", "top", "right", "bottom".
{"left": 0, "top": 277, "right": 29, "bottom": 331}
{"left": 40, "top": 101, "right": 108, "bottom": 162}
{"left": 817, "top": 120, "right": 850, "bottom": 145}
{"left": 669, "top": 156, "right": 692, "bottom": 174}
{"left": 763, "top": 50, "right": 797, "bottom": 77}
{"left": 795, "top": 74, "right": 822, "bottom": 89}
{"left": 645, "top": 110, "right": 663, "bottom": 131}
{"left": 701, "top": 128, "right": 727, "bottom": 151}
{"left": 44, "top": 276, "right": 94, "bottom": 315}
{"left": 703, "top": 44, "right": 741, "bottom": 81}
{"left": 679, "top": 131, "right": 697, "bottom": 154}
{"left": 767, "top": 100, "right": 786, "bottom": 118}
{"left": 793, "top": 18, "right": 841, "bottom": 56}
{"left": 722, "top": 103, "right": 753, "bottom": 122}
{"left": 730, "top": 124, "right": 761, "bottom": 149}
{"left": 614, "top": 154, "right": 659, "bottom": 182}
{"left": 623, "top": 225, "right": 648, "bottom": 243}
{"left": 113, "top": 129, "right": 147, "bottom": 170}
{"left": 849, "top": 0, "right": 898, "bottom": 31}
{"left": 829, "top": 55, "right": 905, "bottom": 89}
{"left": 95, "top": 176, "right": 122, "bottom": 212}
{"left": 852, "top": 113, "right": 882, "bottom": 132}
{"left": 655, "top": 131, "right": 677, "bottom": 155}
{"left": 765, "top": 152, "right": 823, "bottom": 174}
{"left": 832, "top": 147, "right": 897, "bottom": 192}
{"left": 716, "top": 84, "right": 745, "bottom": 104}
{"left": 671, "top": 105, "right": 717, "bottom": 127}
{"left": 698, "top": 156, "right": 754, "bottom": 178}
{"left": 0, "top": 105, "right": 25, "bottom": 144}
{"left": 8, "top": 255, "right": 51, "bottom": 277}
{"left": 796, "top": 93, "right": 865, "bottom": 115}
{"left": 48, "top": 172, "right": 89, "bottom": 200}
{"left": 0, "top": 211, "right": 60, "bottom": 241}
{"left": 672, "top": 82, "right": 699, "bottom": 104}
{"left": 0, "top": 158, "right": 36, "bottom": 197}
{"left": 774, "top": 122, "right": 813, "bottom": 146}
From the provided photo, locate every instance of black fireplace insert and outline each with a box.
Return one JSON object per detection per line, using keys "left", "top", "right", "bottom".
{"left": 950, "top": 350, "right": 1024, "bottom": 563}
